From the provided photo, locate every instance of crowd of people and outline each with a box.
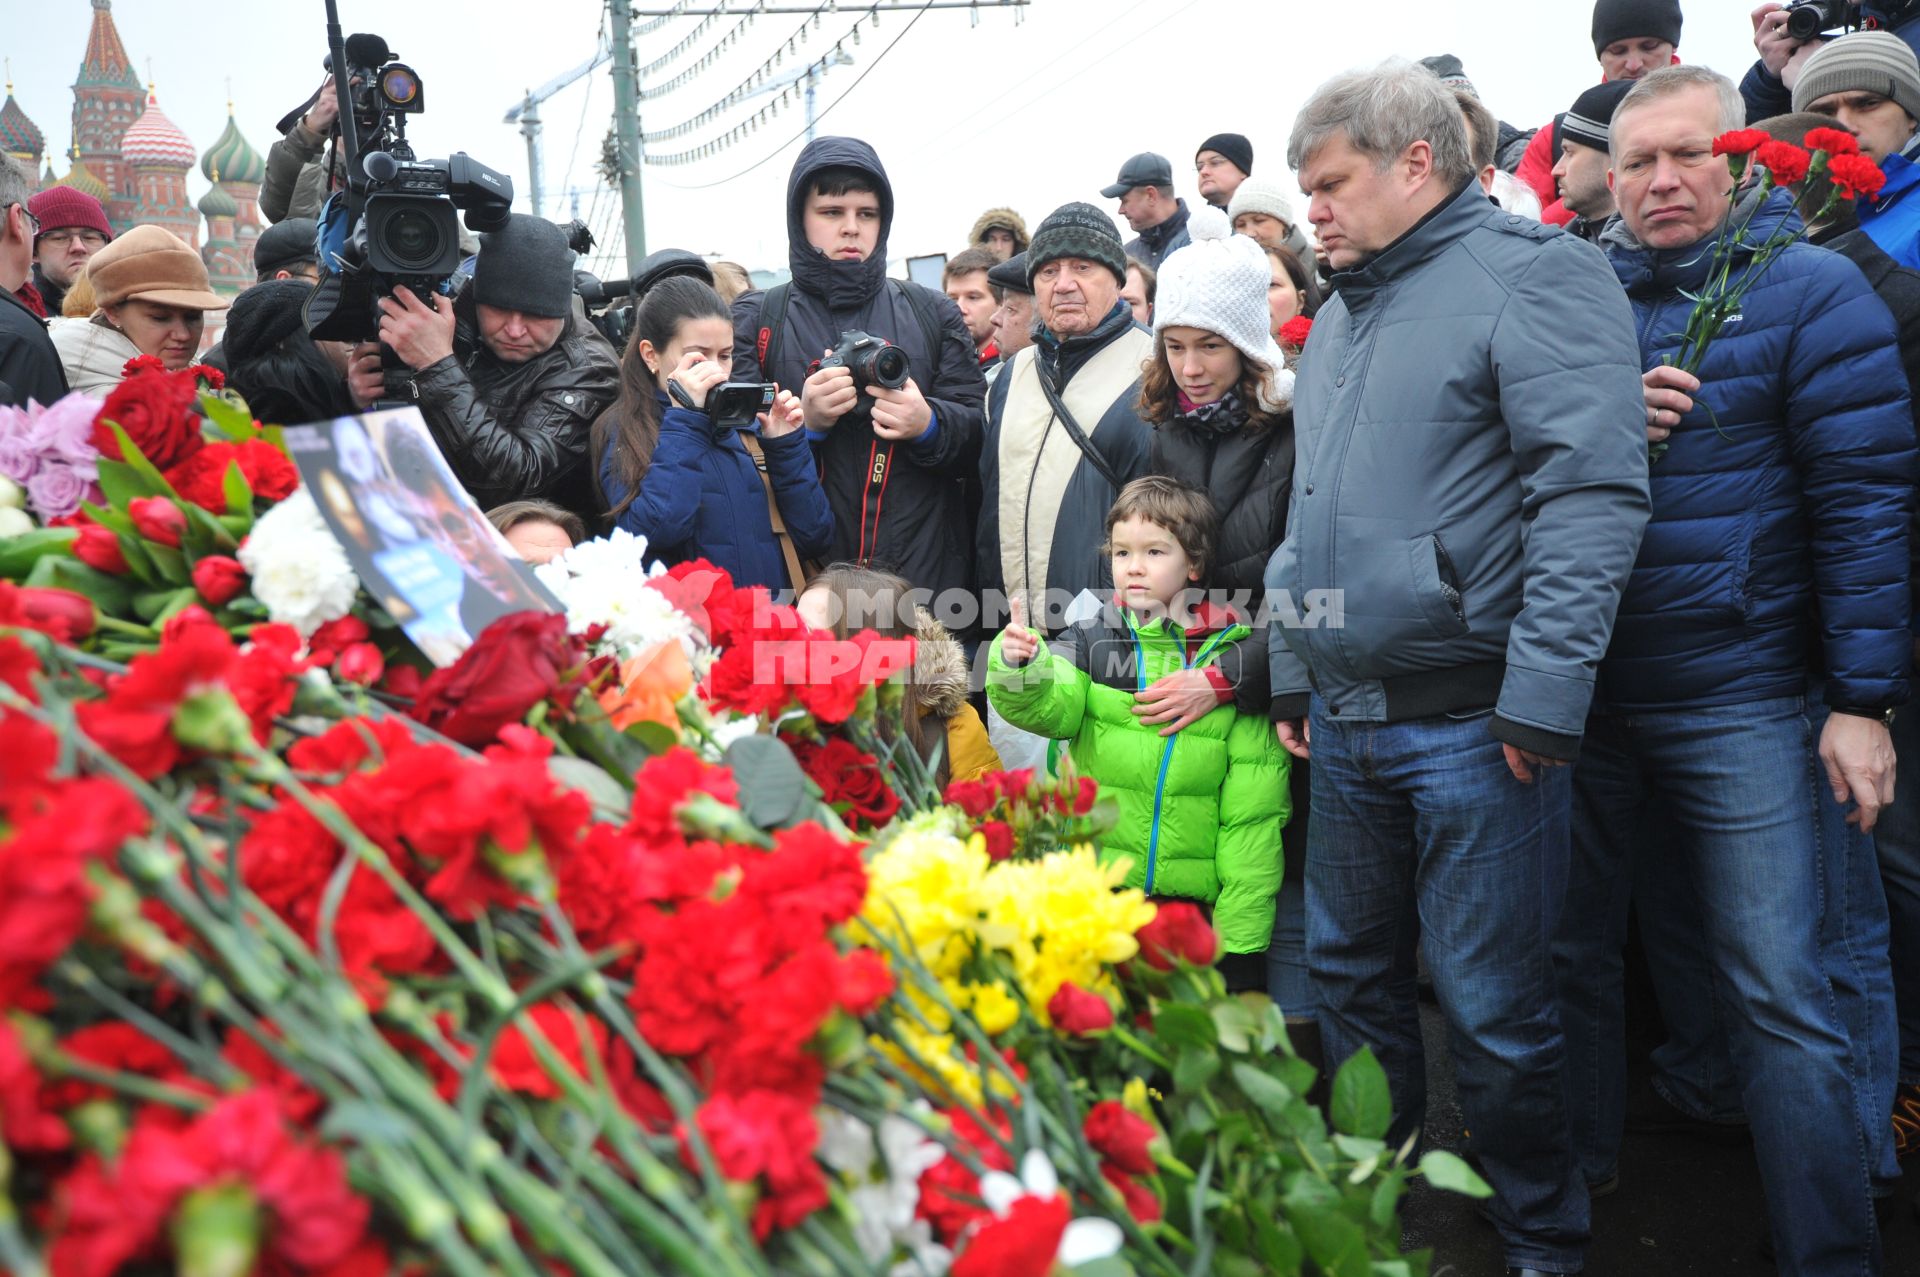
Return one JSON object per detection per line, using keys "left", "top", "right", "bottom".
{"left": 5, "top": 0, "right": 1920, "bottom": 1273}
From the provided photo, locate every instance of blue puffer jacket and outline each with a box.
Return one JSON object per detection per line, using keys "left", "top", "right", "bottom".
{"left": 1861, "top": 150, "right": 1920, "bottom": 272}
{"left": 600, "top": 394, "right": 835, "bottom": 594}
{"left": 1600, "top": 191, "right": 1916, "bottom": 712}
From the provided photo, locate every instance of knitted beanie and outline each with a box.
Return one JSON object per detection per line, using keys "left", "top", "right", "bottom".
{"left": 471, "top": 215, "right": 575, "bottom": 319}
{"left": 1195, "top": 132, "right": 1254, "bottom": 177}
{"left": 1591, "top": 0, "right": 1683, "bottom": 55}
{"left": 1793, "top": 30, "right": 1920, "bottom": 124}
{"left": 1226, "top": 177, "right": 1298, "bottom": 232}
{"left": 222, "top": 278, "right": 315, "bottom": 364}
{"left": 1026, "top": 202, "right": 1128, "bottom": 285}
{"left": 1419, "top": 54, "right": 1478, "bottom": 98}
{"left": 1561, "top": 79, "right": 1636, "bottom": 151}
{"left": 26, "top": 186, "right": 112, "bottom": 241}
{"left": 1152, "top": 206, "right": 1287, "bottom": 374}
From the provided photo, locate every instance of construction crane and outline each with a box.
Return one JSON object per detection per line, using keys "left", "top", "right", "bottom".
{"left": 504, "top": 43, "right": 611, "bottom": 219}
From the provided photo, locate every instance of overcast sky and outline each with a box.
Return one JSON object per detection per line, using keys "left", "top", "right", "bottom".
{"left": 10, "top": 0, "right": 1763, "bottom": 278}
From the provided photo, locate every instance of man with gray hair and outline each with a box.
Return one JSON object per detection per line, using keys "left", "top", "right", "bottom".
{"left": 1561, "top": 62, "right": 1912, "bottom": 1273}
{"left": 0, "top": 158, "right": 67, "bottom": 408}
{"left": 1264, "top": 58, "right": 1649, "bottom": 1277}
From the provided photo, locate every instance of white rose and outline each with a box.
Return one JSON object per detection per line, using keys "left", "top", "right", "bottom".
{"left": 0, "top": 475, "right": 24, "bottom": 511}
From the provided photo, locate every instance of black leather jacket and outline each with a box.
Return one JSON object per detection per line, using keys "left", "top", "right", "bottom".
{"left": 408, "top": 288, "right": 621, "bottom": 521}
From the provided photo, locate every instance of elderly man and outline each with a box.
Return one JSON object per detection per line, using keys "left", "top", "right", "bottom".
{"left": 25, "top": 185, "right": 111, "bottom": 317}
{"left": 349, "top": 214, "right": 620, "bottom": 521}
{"left": 0, "top": 160, "right": 67, "bottom": 406}
{"left": 1265, "top": 59, "right": 1649, "bottom": 1277}
{"left": 1553, "top": 65, "right": 1912, "bottom": 1274}
{"left": 985, "top": 250, "right": 1035, "bottom": 370}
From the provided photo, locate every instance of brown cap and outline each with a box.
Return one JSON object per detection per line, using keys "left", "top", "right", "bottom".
{"left": 88, "top": 225, "right": 228, "bottom": 311}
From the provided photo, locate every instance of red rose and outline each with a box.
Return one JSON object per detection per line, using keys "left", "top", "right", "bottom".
{"left": 190, "top": 554, "right": 247, "bottom": 606}
{"left": 128, "top": 496, "right": 186, "bottom": 548}
{"left": 164, "top": 440, "right": 299, "bottom": 512}
{"left": 72, "top": 523, "right": 130, "bottom": 575}
{"left": 1135, "top": 901, "right": 1218, "bottom": 970}
{"left": 335, "top": 642, "right": 385, "bottom": 686}
{"left": 1755, "top": 139, "right": 1811, "bottom": 187}
{"left": 92, "top": 364, "right": 206, "bottom": 471}
{"left": 1099, "top": 1160, "right": 1163, "bottom": 1222}
{"left": 979, "top": 819, "right": 1014, "bottom": 861}
{"left": 1278, "top": 315, "right": 1314, "bottom": 349}
{"left": 1829, "top": 152, "right": 1889, "bottom": 201}
{"left": 1804, "top": 126, "right": 1861, "bottom": 158}
{"left": 1046, "top": 982, "right": 1114, "bottom": 1035}
{"left": 789, "top": 735, "right": 899, "bottom": 829}
{"left": 1084, "top": 1099, "right": 1156, "bottom": 1175}
{"left": 950, "top": 1193, "right": 1071, "bottom": 1277}
{"left": 945, "top": 777, "right": 999, "bottom": 817}
{"left": 1711, "top": 128, "right": 1771, "bottom": 158}
{"left": 1070, "top": 775, "right": 1097, "bottom": 816}
{"left": 410, "top": 611, "right": 580, "bottom": 747}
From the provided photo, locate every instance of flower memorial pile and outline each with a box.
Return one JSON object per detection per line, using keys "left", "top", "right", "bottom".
{"left": 0, "top": 361, "right": 1492, "bottom": 1276}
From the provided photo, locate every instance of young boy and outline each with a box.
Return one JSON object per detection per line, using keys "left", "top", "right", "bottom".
{"left": 988, "top": 476, "right": 1289, "bottom": 990}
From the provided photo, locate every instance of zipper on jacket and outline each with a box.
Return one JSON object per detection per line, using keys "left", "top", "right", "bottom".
{"left": 1128, "top": 617, "right": 1232, "bottom": 895}
{"left": 1432, "top": 535, "right": 1465, "bottom": 623}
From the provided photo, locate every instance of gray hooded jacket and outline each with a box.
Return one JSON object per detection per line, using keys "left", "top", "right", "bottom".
{"left": 1264, "top": 182, "right": 1649, "bottom": 758}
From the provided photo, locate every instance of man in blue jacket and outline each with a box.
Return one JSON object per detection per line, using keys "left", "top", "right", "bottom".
{"left": 1567, "top": 65, "right": 1911, "bottom": 1274}
{"left": 730, "top": 137, "right": 987, "bottom": 605}
{"left": 1743, "top": 0, "right": 1920, "bottom": 119}
{"left": 1794, "top": 30, "right": 1920, "bottom": 268}
{"left": 1266, "top": 59, "right": 1650, "bottom": 1277}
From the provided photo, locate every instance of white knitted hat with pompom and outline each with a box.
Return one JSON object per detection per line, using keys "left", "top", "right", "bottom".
{"left": 1152, "top": 204, "right": 1288, "bottom": 377}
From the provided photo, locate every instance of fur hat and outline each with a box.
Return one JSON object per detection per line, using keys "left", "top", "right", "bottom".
{"left": 968, "top": 206, "right": 1030, "bottom": 254}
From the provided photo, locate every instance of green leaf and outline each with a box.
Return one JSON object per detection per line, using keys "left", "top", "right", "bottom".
{"left": 1330, "top": 1044, "right": 1391, "bottom": 1139}
{"left": 1369, "top": 1167, "right": 1409, "bottom": 1230}
{"left": 1252, "top": 1214, "right": 1303, "bottom": 1273}
{"left": 1152, "top": 1002, "right": 1217, "bottom": 1050}
{"left": 319, "top": 1100, "right": 416, "bottom": 1146}
{"left": 106, "top": 423, "right": 181, "bottom": 498}
{"left": 95, "top": 457, "right": 164, "bottom": 508}
{"left": 222, "top": 460, "right": 252, "bottom": 517}
{"left": 24, "top": 556, "right": 131, "bottom": 615}
{"left": 1211, "top": 999, "right": 1258, "bottom": 1053}
{"left": 181, "top": 503, "right": 238, "bottom": 555}
{"left": 1292, "top": 1204, "right": 1369, "bottom": 1277}
{"left": 0, "top": 527, "right": 78, "bottom": 579}
{"left": 132, "top": 587, "right": 195, "bottom": 624}
{"left": 145, "top": 542, "right": 191, "bottom": 586}
{"left": 1230, "top": 1060, "right": 1297, "bottom": 1121}
{"left": 117, "top": 535, "right": 161, "bottom": 587}
{"left": 1065, "top": 1259, "right": 1135, "bottom": 1277}
{"left": 724, "top": 734, "right": 810, "bottom": 829}
{"left": 1332, "top": 1134, "right": 1386, "bottom": 1162}
{"left": 81, "top": 502, "right": 134, "bottom": 536}
{"left": 1418, "top": 1149, "right": 1492, "bottom": 1198}
{"left": 1173, "top": 1044, "right": 1220, "bottom": 1093}
{"left": 547, "top": 755, "right": 635, "bottom": 823}
{"left": 200, "top": 391, "right": 261, "bottom": 444}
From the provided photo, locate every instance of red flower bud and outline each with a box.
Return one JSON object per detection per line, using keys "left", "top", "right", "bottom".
{"left": 72, "top": 523, "right": 130, "bottom": 575}
{"left": 15, "top": 587, "right": 95, "bottom": 641}
{"left": 1047, "top": 982, "right": 1115, "bottom": 1036}
{"left": 129, "top": 496, "right": 187, "bottom": 548}
{"left": 979, "top": 819, "right": 1014, "bottom": 862}
{"left": 335, "top": 642, "right": 386, "bottom": 687}
{"left": 1135, "top": 901, "right": 1219, "bottom": 971}
{"left": 381, "top": 664, "right": 425, "bottom": 699}
{"left": 1083, "top": 1100, "right": 1156, "bottom": 1176}
{"left": 190, "top": 555, "right": 247, "bottom": 606}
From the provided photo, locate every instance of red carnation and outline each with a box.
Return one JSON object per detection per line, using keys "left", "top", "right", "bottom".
{"left": 1804, "top": 126, "right": 1861, "bottom": 158}
{"left": 1278, "top": 315, "right": 1314, "bottom": 349}
{"left": 1755, "top": 139, "right": 1811, "bottom": 187}
{"left": 128, "top": 496, "right": 186, "bottom": 548}
{"left": 979, "top": 819, "right": 1015, "bottom": 861}
{"left": 190, "top": 554, "right": 247, "bottom": 606}
{"left": 164, "top": 440, "right": 299, "bottom": 512}
{"left": 0, "top": 1019, "right": 70, "bottom": 1153}
{"left": 72, "top": 523, "right": 130, "bottom": 575}
{"left": 491, "top": 1003, "right": 609, "bottom": 1100}
{"left": 1084, "top": 1100, "right": 1156, "bottom": 1175}
{"left": 683, "top": 1091, "right": 830, "bottom": 1239}
{"left": 1712, "top": 128, "right": 1771, "bottom": 158}
{"left": 307, "top": 616, "right": 371, "bottom": 666}
{"left": 950, "top": 1192, "right": 1071, "bottom": 1277}
{"left": 1829, "top": 152, "right": 1889, "bottom": 200}
{"left": 1047, "top": 982, "right": 1115, "bottom": 1035}
{"left": 410, "top": 611, "right": 583, "bottom": 747}
{"left": 1134, "top": 901, "right": 1218, "bottom": 970}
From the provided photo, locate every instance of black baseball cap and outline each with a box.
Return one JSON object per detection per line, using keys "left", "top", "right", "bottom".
{"left": 1101, "top": 152, "right": 1174, "bottom": 199}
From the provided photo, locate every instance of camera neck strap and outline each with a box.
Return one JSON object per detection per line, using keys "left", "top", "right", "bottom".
{"left": 736, "top": 430, "right": 813, "bottom": 597}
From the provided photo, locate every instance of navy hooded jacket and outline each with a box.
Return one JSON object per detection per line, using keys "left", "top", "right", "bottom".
{"left": 600, "top": 394, "right": 834, "bottom": 595}
{"left": 1600, "top": 191, "right": 1916, "bottom": 712}
{"left": 729, "top": 137, "right": 988, "bottom": 600}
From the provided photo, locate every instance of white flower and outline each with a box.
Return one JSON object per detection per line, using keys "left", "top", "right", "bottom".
{"left": 236, "top": 487, "right": 359, "bottom": 636}
{"left": 978, "top": 1150, "right": 1124, "bottom": 1268}
{"left": 828, "top": 1107, "right": 951, "bottom": 1270}
{"left": 0, "top": 475, "right": 23, "bottom": 510}
{"left": 534, "top": 528, "right": 698, "bottom": 661}
{"left": 0, "top": 506, "right": 33, "bottom": 536}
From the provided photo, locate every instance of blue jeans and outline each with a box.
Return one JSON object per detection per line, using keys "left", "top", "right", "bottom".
{"left": 1306, "top": 699, "right": 1588, "bottom": 1273}
{"left": 1870, "top": 702, "right": 1920, "bottom": 1085}
{"left": 1554, "top": 699, "right": 1881, "bottom": 1276}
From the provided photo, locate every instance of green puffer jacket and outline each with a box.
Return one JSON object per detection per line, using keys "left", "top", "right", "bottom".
{"left": 987, "top": 606, "right": 1290, "bottom": 955}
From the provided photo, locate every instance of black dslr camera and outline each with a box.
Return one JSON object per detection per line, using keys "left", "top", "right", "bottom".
{"left": 1785, "top": 0, "right": 1861, "bottom": 39}
{"left": 306, "top": 14, "right": 514, "bottom": 345}
{"left": 816, "top": 330, "right": 910, "bottom": 392}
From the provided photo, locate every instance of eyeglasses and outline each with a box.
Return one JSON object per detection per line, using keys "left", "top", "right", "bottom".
{"left": 39, "top": 228, "right": 107, "bottom": 249}
{"left": 6, "top": 204, "right": 38, "bottom": 239}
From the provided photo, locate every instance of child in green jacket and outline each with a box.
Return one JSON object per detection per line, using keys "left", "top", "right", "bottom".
{"left": 988, "top": 476, "right": 1290, "bottom": 989}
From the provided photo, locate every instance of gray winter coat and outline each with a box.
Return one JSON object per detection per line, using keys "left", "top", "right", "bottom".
{"left": 261, "top": 122, "right": 337, "bottom": 225}
{"left": 1264, "top": 181, "right": 1649, "bottom": 758}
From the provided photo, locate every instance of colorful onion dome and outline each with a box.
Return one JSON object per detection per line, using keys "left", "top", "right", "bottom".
{"left": 197, "top": 182, "right": 237, "bottom": 220}
{"left": 62, "top": 161, "right": 110, "bottom": 203}
{"left": 0, "top": 91, "right": 44, "bottom": 160}
{"left": 121, "top": 90, "right": 195, "bottom": 168}
{"left": 201, "top": 110, "right": 263, "bottom": 186}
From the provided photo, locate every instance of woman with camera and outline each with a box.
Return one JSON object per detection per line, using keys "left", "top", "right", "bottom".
{"left": 591, "top": 275, "right": 833, "bottom": 596}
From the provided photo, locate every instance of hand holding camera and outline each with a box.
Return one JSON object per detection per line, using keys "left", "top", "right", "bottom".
{"left": 375, "top": 285, "right": 456, "bottom": 371}
{"left": 760, "top": 388, "right": 805, "bottom": 439}
{"left": 869, "top": 378, "right": 932, "bottom": 441}
{"left": 802, "top": 330, "right": 917, "bottom": 433}
{"left": 666, "top": 351, "right": 729, "bottom": 412}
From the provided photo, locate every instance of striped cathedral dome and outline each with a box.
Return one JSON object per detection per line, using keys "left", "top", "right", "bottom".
{"left": 197, "top": 182, "right": 237, "bottom": 220}
{"left": 0, "top": 91, "right": 43, "bottom": 160}
{"left": 120, "top": 90, "right": 195, "bottom": 168}
{"left": 201, "top": 110, "right": 263, "bottom": 186}
{"left": 61, "top": 160, "right": 110, "bottom": 203}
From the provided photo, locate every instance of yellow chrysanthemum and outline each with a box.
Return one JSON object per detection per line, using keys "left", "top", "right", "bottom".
{"left": 959, "top": 981, "right": 1021, "bottom": 1036}
{"left": 860, "top": 828, "right": 989, "bottom": 973}
{"left": 975, "top": 845, "right": 1157, "bottom": 1013}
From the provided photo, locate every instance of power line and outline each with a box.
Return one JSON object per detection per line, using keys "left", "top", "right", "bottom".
{"left": 559, "top": 6, "right": 611, "bottom": 206}
{"left": 649, "top": 0, "right": 934, "bottom": 190}
{"left": 641, "top": 1, "right": 832, "bottom": 143}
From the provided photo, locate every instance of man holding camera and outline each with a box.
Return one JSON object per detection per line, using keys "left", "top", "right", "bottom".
{"left": 1744, "top": 1, "right": 1920, "bottom": 122}
{"left": 348, "top": 213, "right": 619, "bottom": 521}
{"left": 729, "top": 136, "right": 987, "bottom": 605}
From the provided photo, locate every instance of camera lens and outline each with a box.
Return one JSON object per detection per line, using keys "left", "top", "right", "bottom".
{"left": 383, "top": 206, "right": 445, "bottom": 270}
{"left": 868, "top": 344, "right": 910, "bottom": 390}
{"left": 381, "top": 66, "right": 419, "bottom": 107}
